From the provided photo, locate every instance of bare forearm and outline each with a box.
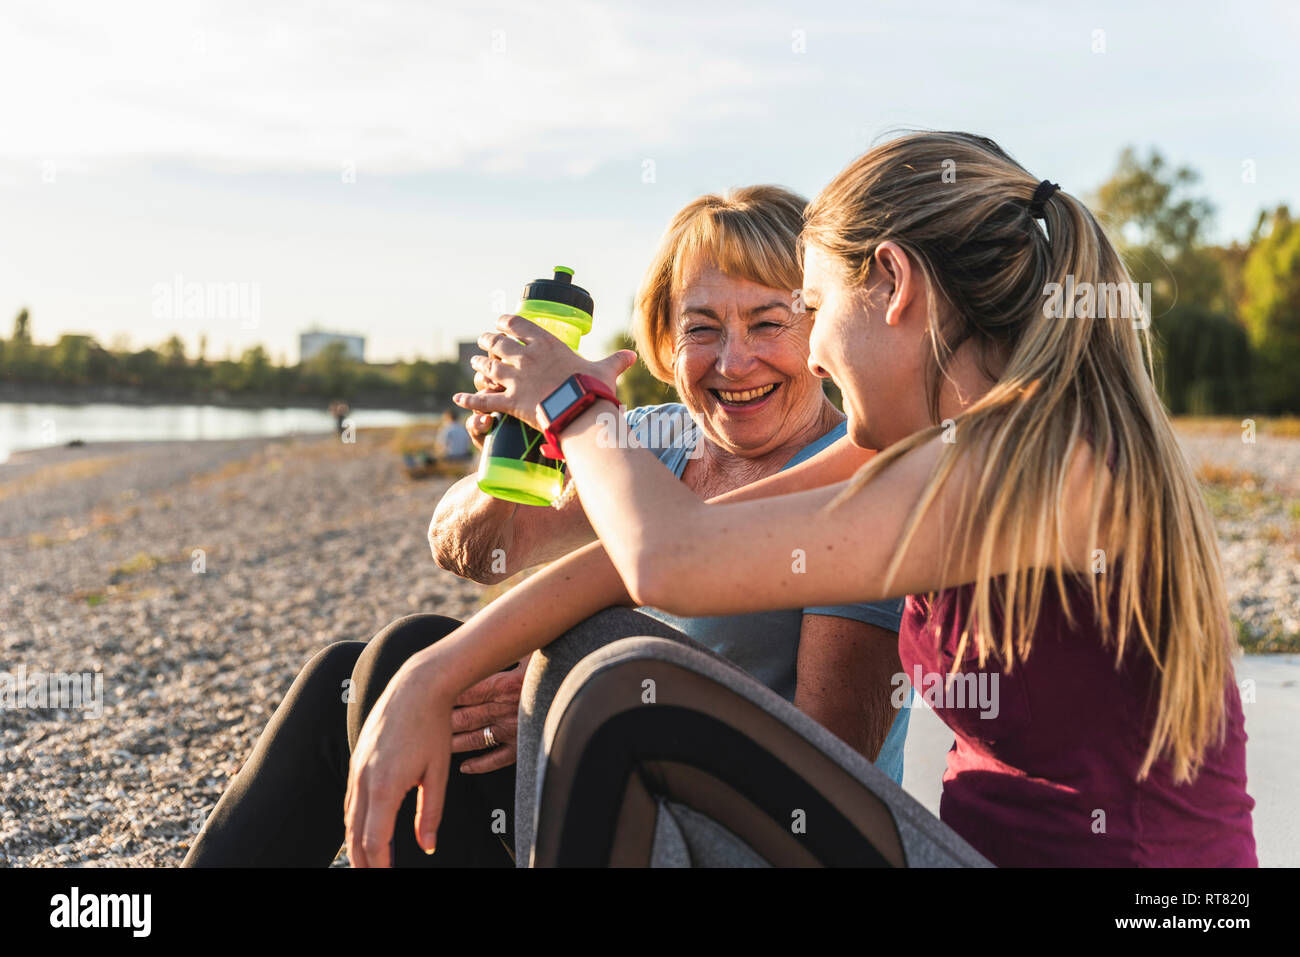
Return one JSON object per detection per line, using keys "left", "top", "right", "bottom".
{"left": 428, "top": 475, "right": 596, "bottom": 583}
{"left": 561, "top": 405, "right": 868, "bottom": 600}
{"left": 419, "top": 539, "right": 632, "bottom": 694}
{"left": 796, "top": 671, "right": 898, "bottom": 762}
{"left": 793, "top": 618, "right": 902, "bottom": 762}
{"left": 428, "top": 475, "right": 520, "bottom": 582}
{"left": 734, "top": 433, "right": 876, "bottom": 497}
{"left": 420, "top": 454, "right": 864, "bottom": 697}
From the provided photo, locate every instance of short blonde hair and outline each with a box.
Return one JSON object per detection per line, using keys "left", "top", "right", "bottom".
{"left": 633, "top": 185, "right": 806, "bottom": 383}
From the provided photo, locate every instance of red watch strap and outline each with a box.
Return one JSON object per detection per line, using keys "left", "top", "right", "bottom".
{"left": 573, "top": 374, "right": 619, "bottom": 405}
{"left": 540, "top": 374, "right": 620, "bottom": 461}
{"left": 539, "top": 436, "right": 565, "bottom": 461}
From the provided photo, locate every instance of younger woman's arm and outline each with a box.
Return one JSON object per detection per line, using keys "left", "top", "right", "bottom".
{"left": 455, "top": 315, "right": 1108, "bottom": 614}
{"left": 345, "top": 432, "right": 868, "bottom": 866}
{"left": 555, "top": 403, "right": 1108, "bottom": 616}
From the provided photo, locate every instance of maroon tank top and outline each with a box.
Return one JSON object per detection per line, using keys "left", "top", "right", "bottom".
{"left": 898, "top": 575, "right": 1257, "bottom": 866}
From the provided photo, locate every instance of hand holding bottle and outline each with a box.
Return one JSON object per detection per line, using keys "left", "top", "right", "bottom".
{"left": 456, "top": 314, "right": 636, "bottom": 432}
{"left": 469, "top": 266, "right": 602, "bottom": 507}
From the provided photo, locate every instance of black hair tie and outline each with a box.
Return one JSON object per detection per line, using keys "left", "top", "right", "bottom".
{"left": 1029, "top": 180, "right": 1060, "bottom": 219}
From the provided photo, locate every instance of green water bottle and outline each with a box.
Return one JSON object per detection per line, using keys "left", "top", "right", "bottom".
{"left": 476, "top": 266, "right": 595, "bottom": 506}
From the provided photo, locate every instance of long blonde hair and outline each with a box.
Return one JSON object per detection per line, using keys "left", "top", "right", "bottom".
{"left": 807, "top": 131, "right": 1233, "bottom": 783}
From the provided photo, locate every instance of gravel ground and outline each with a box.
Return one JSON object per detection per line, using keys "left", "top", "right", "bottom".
{"left": 1176, "top": 430, "right": 1300, "bottom": 650}
{"left": 1, "top": 430, "right": 482, "bottom": 867}
{"left": 0, "top": 425, "right": 1296, "bottom": 867}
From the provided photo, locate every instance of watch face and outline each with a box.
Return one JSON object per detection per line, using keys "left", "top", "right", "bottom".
{"left": 542, "top": 379, "right": 582, "bottom": 420}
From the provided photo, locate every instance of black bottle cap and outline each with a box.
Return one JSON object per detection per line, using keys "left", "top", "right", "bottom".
{"left": 522, "top": 266, "right": 594, "bottom": 317}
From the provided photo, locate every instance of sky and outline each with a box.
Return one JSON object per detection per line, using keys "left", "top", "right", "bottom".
{"left": 1, "top": 0, "right": 1297, "bottom": 364}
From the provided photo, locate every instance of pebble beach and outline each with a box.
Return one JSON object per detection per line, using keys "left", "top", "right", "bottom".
{"left": 1, "top": 423, "right": 1297, "bottom": 867}
{"left": 1, "top": 429, "right": 483, "bottom": 867}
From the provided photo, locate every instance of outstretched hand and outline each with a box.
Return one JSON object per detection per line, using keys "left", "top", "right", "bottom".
{"left": 453, "top": 314, "right": 636, "bottom": 432}
{"left": 345, "top": 653, "right": 453, "bottom": 867}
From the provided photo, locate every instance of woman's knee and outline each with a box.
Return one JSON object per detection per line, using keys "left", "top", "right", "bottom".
{"left": 348, "top": 614, "right": 463, "bottom": 740}
{"left": 288, "top": 640, "right": 367, "bottom": 712}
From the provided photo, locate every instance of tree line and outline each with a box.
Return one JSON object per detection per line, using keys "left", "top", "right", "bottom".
{"left": 0, "top": 321, "right": 471, "bottom": 407}
{"left": 2, "top": 148, "right": 1297, "bottom": 414}
{"left": 1090, "top": 148, "right": 1298, "bottom": 414}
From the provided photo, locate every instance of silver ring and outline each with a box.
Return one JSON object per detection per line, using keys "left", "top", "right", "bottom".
{"left": 483, "top": 727, "right": 498, "bottom": 749}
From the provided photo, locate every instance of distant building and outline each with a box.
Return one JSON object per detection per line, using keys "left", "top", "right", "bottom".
{"left": 457, "top": 340, "right": 480, "bottom": 381}
{"left": 300, "top": 331, "right": 365, "bottom": 363}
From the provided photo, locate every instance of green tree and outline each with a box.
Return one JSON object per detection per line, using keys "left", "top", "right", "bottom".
{"left": 1240, "top": 206, "right": 1300, "bottom": 411}
{"left": 159, "top": 335, "right": 188, "bottom": 392}
{"left": 123, "top": 348, "right": 162, "bottom": 387}
{"left": 1091, "top": 148, "right": 1248, "bottom": 412}
{"left": 161, "top": 335, "right": 186, "bottom": 365}
{"left": 1093, "top": 149, "right": 1212, "bottom": 258}
{"left": 607, "top": 330, "right": 678, "bottom": 408}
{"left": 238, "top": 344, "right": 273, "bottom": 394}
{"left": 50, "top": 334, "right": 98, "bottom": 384}
{"left": 5, "top": 308, "right": 33, "bottom": 378}
{"left": 400, "top": 358, "right": 438, "bottom": 396}
{"left": 12, "top": 308, "right": 31, "bottom": 344}
{"left": 1159, "top": 306, "right": 1254, "bottom": 414}
{"left": 1091, "top": 147, "right": 1225, "bottom": 318}
{"left": 432, "top": 359, "right": 471, "bottom": 399}
{"left": 209, "top": 358, "right": 242, "bottom": 393}
{"left": 300, "top": 340, "right": 358, "bottom": 397}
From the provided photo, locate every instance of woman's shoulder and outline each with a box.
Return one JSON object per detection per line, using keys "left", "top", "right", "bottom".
{"left": 626, "top": 401, "right": 689, "bottom": 426}
{"left": 785, "top": 415, "right": 848, "bottom": 467}
{"left": 626, "top": 403, "right": 698, "bottom": 466}
{"left": 627, "top": 402, "right": 694, "bottom": 437}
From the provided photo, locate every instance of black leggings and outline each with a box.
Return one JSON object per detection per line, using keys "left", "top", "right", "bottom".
{"left": 181, "top": 614, "right": 516, "bottom": 867}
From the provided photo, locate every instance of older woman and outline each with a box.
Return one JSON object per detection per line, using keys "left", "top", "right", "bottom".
{"left": 183, "top": 185, "right": 909, "bottom": 867}
{"left": 432, "top": 184, "right": 908, "bottom": 759}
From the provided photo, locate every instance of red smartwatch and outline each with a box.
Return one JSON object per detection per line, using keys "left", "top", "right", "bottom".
{"left": 537, "top": 373, "right": 620, "bottom": 460}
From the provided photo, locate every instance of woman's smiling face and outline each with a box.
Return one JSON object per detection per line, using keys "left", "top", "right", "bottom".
{"left": 670, "top": 255, "right": 828, "bottom": 457}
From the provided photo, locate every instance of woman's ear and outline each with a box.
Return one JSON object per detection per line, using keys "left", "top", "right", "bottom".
{"left": 874, "top": 242, "right": 914, "bottom": 328}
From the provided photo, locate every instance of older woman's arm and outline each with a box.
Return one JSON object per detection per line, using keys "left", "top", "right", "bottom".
{"left": 795, "top": 616, "right": 902, "bottom": 762}
{"left": 428, "top": 474, "right": 596, "bottom": 584}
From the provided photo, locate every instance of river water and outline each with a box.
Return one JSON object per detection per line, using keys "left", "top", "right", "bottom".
{"left": 0, "top": 402, "right": 425, "bottom": 463}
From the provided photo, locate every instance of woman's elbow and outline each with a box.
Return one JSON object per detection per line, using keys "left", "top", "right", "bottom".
{"left": 427, "top": 519, "right": 507, "bottom": 585}
{"left": 623, "top": 561, "right": 662, "bottom": 609}
{"left": 602, "top": 538, "right": 660, "bottom": 608}
{"left": 622, "top": 553, "right": 700, "bottom": 615}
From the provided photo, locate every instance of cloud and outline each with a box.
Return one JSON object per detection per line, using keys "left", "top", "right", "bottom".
{"left": 0, "top": 0, "right": 808, "bottom": 176}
